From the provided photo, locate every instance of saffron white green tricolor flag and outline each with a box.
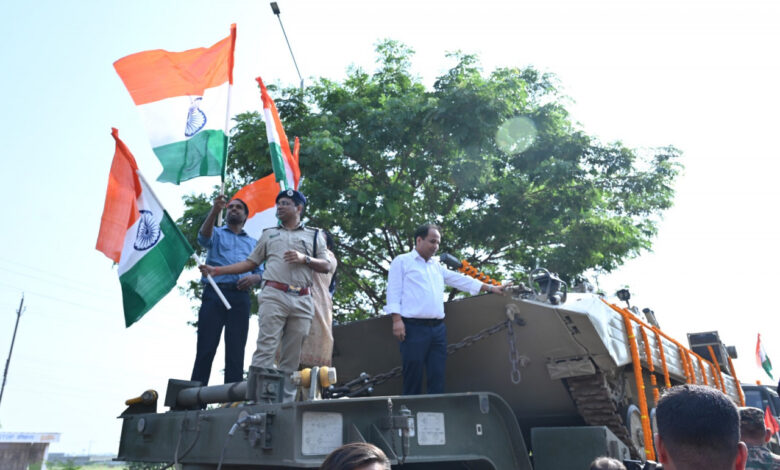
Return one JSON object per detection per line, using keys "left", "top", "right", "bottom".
{"left": 233, "top": 174, "right": 281, "bottom": 239}
{"left": 234, "top": 136, "right": 300, "bottom": 239}
{"left": 96, "top": 128, "right": 193, "bottom": 327}
{"left": 113, "top": 25, "right": 236, "bottom": 184}
{"left": 756, "top": 333, "right": 774, "bottom": 380}
{"left": 257, "top": 77, "right": 300, "bottom": 190}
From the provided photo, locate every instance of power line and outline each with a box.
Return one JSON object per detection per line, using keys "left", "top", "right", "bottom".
{"left": 0, "top": 280, "right": 120, "bottom": 318}
{"left": 0, "top": 261, "right": 119, "bottom": 300}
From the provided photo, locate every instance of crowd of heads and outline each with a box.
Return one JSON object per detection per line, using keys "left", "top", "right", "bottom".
{"left": 590, "top": 384, "right": 774, "bottom": 470}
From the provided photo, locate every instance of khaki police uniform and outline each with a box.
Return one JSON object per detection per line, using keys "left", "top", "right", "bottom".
{"left": 247, "top": 222, "right": 328, "bottom": 401}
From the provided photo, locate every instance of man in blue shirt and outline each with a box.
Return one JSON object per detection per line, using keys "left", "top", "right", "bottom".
{"left": 190, "top": 195, "right": 262, "bottom": 385}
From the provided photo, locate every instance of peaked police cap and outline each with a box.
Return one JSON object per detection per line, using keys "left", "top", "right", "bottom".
{"left": 276, "top": 189, "right": 307, "bottom": 206}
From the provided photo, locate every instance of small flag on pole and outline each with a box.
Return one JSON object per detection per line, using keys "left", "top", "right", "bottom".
{"left": 232, "top": 79, "right": 303, "bottom": 239}
{"left": 765, "top": 406, "right": 780, "bottom": 435}
{"left": 114, "top": 25, "right": 237, "bottom": 184}
{"left": 257, "top": 77, "right": 300, "bottom": 190}
{"left": 96, "top": 128, "right": 194, "bottom": 327}
{"left": 756, "top": 333, "right": 774, "bottom": 380}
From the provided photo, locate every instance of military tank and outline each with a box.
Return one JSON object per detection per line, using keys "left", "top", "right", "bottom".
{"left": 331, "top": 267, "right": 745, "bottom": 460}
{"left": 116, "top": 267, "right": 743, "bottom": 468}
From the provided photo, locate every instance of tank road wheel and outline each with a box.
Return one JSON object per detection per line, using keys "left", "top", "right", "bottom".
{"left": 626, "top": 405, "right": 646, "bottom": 460}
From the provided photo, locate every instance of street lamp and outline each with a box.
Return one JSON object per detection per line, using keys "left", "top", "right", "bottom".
{"left": 270, "top": 2, "right": 304, "bottom": 93}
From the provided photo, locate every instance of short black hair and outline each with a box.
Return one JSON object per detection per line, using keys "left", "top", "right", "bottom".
{"left": 739, "top": 406, "right": 767, "bottom": 441}
{"left": 414, "top": 223, "right": 441, "bottom": 242}
{"left": 230, "top": 198, "right": 249, "bottom": 216}
{"left": 320, "top": 442, "right": 390, "bottom": 470}
{"left": 656, "top": 385, "right": 740, "bottom": 469}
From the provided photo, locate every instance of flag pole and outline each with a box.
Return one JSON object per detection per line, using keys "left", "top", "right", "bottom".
{"left": 217, "top": 24, "right": 237, "bottom": 226}
{"left": 216, "top": 81, "right": 232, "bottom": 227}
{"left": 190, "top": 254, "right": 231, "bottom": 310}
{"left": 135, "top": 171, "right": 232, "bottom": 310}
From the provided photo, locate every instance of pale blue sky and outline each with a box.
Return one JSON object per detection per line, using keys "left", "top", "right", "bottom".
{"left": 0, "top": 0, "right": 778, "bottom": 455}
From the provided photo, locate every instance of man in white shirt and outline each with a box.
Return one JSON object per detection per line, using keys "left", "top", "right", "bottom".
{"left": 384, "top": 224, "right": 509, "bottom": 395}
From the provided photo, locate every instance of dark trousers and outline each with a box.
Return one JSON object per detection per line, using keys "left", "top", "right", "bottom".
{"left": 399, "top": 319, "right": 447, "bottom": 395}
{"left": 190, "top": 284, "right": 250, "bottom": 385}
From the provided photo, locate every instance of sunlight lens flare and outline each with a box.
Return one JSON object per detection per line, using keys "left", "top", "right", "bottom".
{"left": 495, "top": 116, "right": 537, "bottom": 154}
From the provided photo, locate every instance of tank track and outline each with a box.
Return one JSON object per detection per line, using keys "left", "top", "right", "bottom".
{"left": 565, "top": 371, "right": 642, "bottom": 459}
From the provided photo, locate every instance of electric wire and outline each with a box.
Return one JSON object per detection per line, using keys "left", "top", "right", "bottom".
{"left": 0, "top": 262, "right": 117, "bottom": 301}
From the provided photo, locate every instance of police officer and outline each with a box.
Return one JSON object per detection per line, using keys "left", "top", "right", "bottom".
{"left": 199, "top": 189, "right": 331, "bottom": 401}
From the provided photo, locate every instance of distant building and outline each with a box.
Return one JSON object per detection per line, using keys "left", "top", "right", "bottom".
{"left": 0, "top": 432, "right": 60, "bottom": 470}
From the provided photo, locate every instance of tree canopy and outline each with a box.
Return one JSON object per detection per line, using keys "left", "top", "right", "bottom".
{"left": 178, "top": 40, "right": 682, "bottom": 320}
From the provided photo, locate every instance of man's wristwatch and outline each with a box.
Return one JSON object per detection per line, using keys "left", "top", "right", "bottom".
{"left": 305, "top": 255, "right": 312, "bottom": 265}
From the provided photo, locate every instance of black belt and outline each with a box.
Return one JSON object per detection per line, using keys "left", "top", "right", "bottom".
{"left": 402, "top": 317, "right": 444, "bottom": 326}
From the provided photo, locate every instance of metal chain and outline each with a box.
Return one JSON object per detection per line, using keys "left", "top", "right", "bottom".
{"left": 506, "top": 320, "right": 522, "bottom": 384}
{"left": 446, "top": 319, "right": 511, "bottom": 355}
{"left": 357, "top": 318, "right": 521, "bottom": 390}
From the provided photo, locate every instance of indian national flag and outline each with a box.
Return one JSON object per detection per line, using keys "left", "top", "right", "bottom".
{"left": 234, "top": 137, "right": 300, "bottom": 239}
{"left": 96, "top": 128, "right": 193, "bottom": 327}
{"left": 765, "top": 406, "right": 780, "bottom": 435}
{"left": 756, "top": 333, "right": 774, "bottom": 380}
{"left": 257, "top": 77, "right": 300, "bottom": 190}
{"left": 113, "top": 25, "right": 236, "bottom": 184}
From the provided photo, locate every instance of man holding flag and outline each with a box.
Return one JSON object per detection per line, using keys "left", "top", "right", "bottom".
{"left": 190, "top": 194, "right": 262, "bottom": 386}
{"left": 199, "top": 189, "right": 331, "bottom": 402}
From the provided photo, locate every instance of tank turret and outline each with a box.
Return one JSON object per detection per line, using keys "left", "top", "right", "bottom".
{"left": 332, "top": 268, "right": 745, "bottom": 460}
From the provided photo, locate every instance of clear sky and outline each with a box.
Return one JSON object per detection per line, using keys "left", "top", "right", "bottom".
{"left": 0, "top": 0, "right": 778, "bottom": 456}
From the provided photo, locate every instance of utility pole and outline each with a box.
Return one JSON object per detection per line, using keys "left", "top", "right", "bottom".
{"left": 0, "top": 294, "right": 25, "bottom": 409}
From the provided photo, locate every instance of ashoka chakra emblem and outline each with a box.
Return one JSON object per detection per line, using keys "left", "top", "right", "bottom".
{"left": 134, "top": 210, "right": 161, "bottom": 251}
{"left": 184, "top": 97, "right": 207, "bottom": 137}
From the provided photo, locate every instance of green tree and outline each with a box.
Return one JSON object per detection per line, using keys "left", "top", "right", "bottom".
{"left": 179, "top": 40, "right": 681, "bottom": 321}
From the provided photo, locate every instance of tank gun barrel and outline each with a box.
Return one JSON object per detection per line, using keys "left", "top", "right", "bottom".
{"left": 155, "top": 379, "right": 250, "bottom": 410}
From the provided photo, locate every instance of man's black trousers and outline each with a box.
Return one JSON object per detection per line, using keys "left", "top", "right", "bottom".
{"left": 190, "top": 284, "right": 251, "bottom": 385}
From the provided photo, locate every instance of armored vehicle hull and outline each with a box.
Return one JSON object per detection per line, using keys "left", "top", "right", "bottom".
{"left": 118, "top": 391, "right": 532, "bottom": 469}
{"left": 332, "top": 291, "right": 744, "bottom": 458}
{"left": 117, "top": 291, "right": 743, "bottom": 468}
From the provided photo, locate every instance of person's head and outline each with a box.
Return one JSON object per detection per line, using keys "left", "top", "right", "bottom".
{"left": 320, "top": 442, "right": 390, "bottom": 470}
{"left": 655, "top": 385, "right": 747, "bottom": 470}
{"left": 739, "top": 406, "right": 770, "bottom": 445}
{"left": 275, "top": 189, "right": 306, "bottom": 223}
{"left": 589, "top": 456, "right": 626, "bottom": 470}
{"left": 414, "top": 223, "right": 441, "bottom": 261}
{"left": 226, "top": 198, "right": 249, "bottom": 226}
